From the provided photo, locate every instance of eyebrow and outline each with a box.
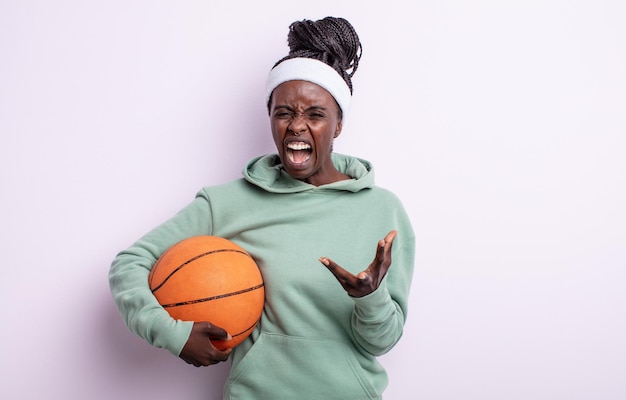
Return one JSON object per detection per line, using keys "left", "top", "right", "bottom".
{"left": 273, "top": 105, "right": 328, "bottom": 112}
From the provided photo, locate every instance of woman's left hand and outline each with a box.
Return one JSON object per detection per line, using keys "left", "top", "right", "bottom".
{"left": 319, "top": 230, "right": 397, "bottom": 298}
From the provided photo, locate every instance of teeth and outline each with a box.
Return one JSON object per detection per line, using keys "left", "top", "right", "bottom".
{"left": 287, "top": 142, "right": 311, "bottom": 151}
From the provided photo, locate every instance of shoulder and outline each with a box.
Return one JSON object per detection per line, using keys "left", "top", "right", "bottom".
{"left": 195, "top": 178, "right": 272, "bottom": 203}
{"left": 361, "top": 184, "right": 406, "bottom": 206}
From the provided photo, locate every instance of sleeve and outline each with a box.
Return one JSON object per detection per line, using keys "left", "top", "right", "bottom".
{"left": 108, "top": 190, "right": 214, "bottom": 356}
{"left": 350, "top": 214, "right": 416, "bottom": 356}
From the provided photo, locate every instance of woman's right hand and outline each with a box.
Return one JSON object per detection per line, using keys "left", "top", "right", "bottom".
{"left": 179, "top": 322, "right": 232, "bottom": 367}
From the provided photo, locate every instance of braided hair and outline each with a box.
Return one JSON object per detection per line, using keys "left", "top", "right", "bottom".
{"left": 273, "top": 16, "right": 362, "bottom": 96}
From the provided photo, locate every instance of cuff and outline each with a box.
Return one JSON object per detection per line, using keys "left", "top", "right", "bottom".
{"left": 149, "top": 315, "right": 194, "bottom": 356}
{"left": 351, "top": 285, "right": 393, "bottom": 320}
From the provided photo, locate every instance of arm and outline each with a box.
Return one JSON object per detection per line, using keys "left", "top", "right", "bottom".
{"left": 108, "top": 193, "right": 229, "bottom": 361}
{"left": 320, "top": 230, "right": 415, "bottom": 355}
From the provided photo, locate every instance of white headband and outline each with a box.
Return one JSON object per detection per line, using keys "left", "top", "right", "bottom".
{"left": 265, "top": 57, "right": 352, "bottom": 117}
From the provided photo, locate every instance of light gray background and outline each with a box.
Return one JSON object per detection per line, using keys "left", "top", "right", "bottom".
{"left": 1, "top": 1, "right": 624, "bottom": 399}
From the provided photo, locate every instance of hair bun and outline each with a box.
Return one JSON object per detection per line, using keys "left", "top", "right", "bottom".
{"left": 281, "top": 17, "right": 362, "bottom": 93}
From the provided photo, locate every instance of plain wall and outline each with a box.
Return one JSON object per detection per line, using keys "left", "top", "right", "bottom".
{"left": 1, "top": 1, "right": 625, "bottom": 399}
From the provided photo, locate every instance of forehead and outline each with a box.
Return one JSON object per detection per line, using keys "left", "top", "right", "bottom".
{"left": 271, "top": 80, "right": 337, "bottom": 108}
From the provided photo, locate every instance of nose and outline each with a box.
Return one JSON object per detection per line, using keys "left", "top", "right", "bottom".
{"left": 288, "top": 115, "right": 307, "bottom": 136}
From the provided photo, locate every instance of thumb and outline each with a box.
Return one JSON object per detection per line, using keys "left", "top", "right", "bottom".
{"left": 202, "top": 322, "right": 232, "bottom": 341}
{"left": 357, "top": 271, "right": 372, "bottom": 285}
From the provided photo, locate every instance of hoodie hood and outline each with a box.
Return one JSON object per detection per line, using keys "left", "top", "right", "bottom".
{"left": 242, "top": 153, "right": 375, "bottom": 194}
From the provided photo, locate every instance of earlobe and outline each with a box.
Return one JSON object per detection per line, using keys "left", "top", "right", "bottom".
{"left": 334, "top": 122, "right": 343, "bottom": 138}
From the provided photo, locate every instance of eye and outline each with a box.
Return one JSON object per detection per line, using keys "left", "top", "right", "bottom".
{"left": 273, "top": 111, "right": 292, "bottom": 119}
{"left": 308, "top": 112, "right": 325, "bottom": 119}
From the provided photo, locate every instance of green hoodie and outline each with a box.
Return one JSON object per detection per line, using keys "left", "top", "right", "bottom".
{"left": 109, "top": 153, "right": 415, "bottom": 400}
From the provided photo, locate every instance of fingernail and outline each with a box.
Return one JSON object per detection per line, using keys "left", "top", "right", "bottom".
{"left": 319, "top": 257, "right": 329, "bottom": 266}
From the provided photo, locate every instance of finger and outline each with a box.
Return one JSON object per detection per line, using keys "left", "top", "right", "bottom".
{"left": 202, "top": 322, "right": 232, "bottom": 341}
{"left": 366, "top": 231, "right": 396, "bottom": 283}
{"left": 319, "top": 257, "right": 359, "bottom": 286}
{"left": 356, "top": 271, "right": 373, "bottom": 285}
{"left": 180, "top": 355, "right": 202, "bottom": 368}
{"left": 369, "top": 238, "right": 389, "bottom": 273}
{"left": 376, "top": 230, "right": 397, "bottom": 261}
{"left": 213, "top": 348, "right": 232, "bottom": 362}
{"left": 383, "top": 230, "right": 398, "bottom": 246}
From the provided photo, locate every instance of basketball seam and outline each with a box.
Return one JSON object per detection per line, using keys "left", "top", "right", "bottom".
{"left": 160, "top": 283, "right": 264, "bottom": 308}
{"left": 210, "top": 320, "right": 260, "bottom": 340}
{"left": 151, "top": 249, "right": 253, "bottom": 293}
{"left": 231, "top": 320, "right": 259, "bottom": 338}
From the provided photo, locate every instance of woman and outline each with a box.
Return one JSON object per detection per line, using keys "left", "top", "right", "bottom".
{"left": 109, "top": 16, "right": 415, "bottom": 400}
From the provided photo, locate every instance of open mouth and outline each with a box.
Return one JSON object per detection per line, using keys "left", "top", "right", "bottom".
{"left": 286, "top": 141, "right": 312, "bottom": 165}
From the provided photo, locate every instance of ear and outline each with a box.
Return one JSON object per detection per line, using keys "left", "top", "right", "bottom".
{"left": 334, "top": 121, "right": 343, "bottom": 138}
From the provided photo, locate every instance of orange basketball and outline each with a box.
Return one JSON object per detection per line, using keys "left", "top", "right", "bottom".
{"left": 148, "top": 236, "right": 264, "bottom": 350}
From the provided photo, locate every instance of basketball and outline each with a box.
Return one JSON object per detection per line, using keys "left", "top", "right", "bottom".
{"left": 148, "top": 236, "right": 264, "bottom": 350}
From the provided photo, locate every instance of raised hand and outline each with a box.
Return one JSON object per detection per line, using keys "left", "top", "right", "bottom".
{"left": 319, "top": 230, "right": 397, "bottom": 298}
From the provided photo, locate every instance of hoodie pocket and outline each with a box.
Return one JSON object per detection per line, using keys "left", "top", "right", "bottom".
{"left": 227, "top": 332, "right": 381, "bottom": 400}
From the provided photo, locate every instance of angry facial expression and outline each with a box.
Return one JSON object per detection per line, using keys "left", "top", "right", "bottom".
{"left": 269, "top": 80, "right": 345, "bottom": 186}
